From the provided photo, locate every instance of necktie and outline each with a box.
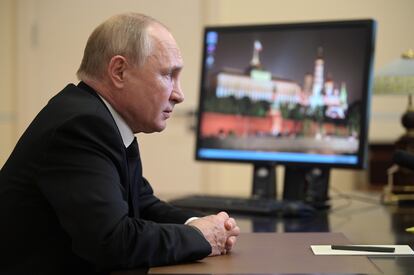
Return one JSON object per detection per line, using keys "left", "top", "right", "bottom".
{"left": 126, "top": 137, "right": 140, "bottom": 217}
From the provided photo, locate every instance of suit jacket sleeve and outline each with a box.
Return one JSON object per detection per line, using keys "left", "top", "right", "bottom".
{"left": 138, "top": 177, "right": 207, "bottom": 224}
{"left": 37, "top": 111, "right": 211, "bottom": 271}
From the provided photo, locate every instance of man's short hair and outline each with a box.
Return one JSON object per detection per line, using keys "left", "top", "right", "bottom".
{"left": 77, "top": 13, "right": 160, "bottom": 81}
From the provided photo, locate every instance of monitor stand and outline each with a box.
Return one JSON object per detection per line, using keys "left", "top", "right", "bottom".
{"left": 283, "top": 166, "right": 331, "bottom": 209}
{"left": 251, "top": 164, "right": 276, "bottom": 199}
{"left": 251, "top": 164, "right": 331, "bottom": 209}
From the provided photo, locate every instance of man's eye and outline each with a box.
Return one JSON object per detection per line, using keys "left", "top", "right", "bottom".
{"left": 163, "top": 68, "right": 180, "bottom": 81}
{"left": 165, "top": 72, "right": 175, "bottom": 81}
{"left": 163, "top": 72, "right": 172, "bottom": 79}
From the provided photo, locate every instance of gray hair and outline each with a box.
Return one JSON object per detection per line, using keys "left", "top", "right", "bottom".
{"left": 77, "top": 13, "right": 161, "bottom": 81}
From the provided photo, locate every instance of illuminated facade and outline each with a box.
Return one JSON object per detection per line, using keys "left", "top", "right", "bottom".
{"left": 214, "top": 47, "right": 348, "bottom": 119}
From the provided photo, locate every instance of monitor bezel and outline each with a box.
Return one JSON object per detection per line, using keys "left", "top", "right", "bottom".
{"left": 194, "top": 19, "right": 376, "bottom": 170}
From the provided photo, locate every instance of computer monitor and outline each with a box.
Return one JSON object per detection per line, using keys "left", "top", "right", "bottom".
{"left": 195, "top": 19, "right": 376, "bottom": 207}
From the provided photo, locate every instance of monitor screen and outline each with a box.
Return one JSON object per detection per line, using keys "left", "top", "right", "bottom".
{"left": 195, "top": 19, "right": 376, "bottom": 169}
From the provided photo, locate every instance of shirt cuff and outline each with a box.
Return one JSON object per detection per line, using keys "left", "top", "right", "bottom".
{"left": 184, "top": 216, "right": 199, "bottom": 225}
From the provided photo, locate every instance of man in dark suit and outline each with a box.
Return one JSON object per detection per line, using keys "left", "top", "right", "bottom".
{"left": 0, "top": 13, "right": 239, "bottom": 273}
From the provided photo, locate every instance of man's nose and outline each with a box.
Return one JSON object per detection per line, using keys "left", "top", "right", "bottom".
{"left": 172, "top": 82, "right": 184, "bottom": 104}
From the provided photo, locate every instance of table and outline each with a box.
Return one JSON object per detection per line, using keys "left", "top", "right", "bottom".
{"left": 113, "top": 192, "right": 414, "bottom": 275}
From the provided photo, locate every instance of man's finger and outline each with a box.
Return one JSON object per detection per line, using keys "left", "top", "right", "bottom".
{"left": 225, "top": 236, "right": 237, "bottom": 251}
{"left": 217, "top": 211, "right": 230, "bottom": 220}
{"left": 224, "top": 217, "right": 236, "bottom": 230}
{"left": 227, "top": 225, "right": 240, "bottom": 237}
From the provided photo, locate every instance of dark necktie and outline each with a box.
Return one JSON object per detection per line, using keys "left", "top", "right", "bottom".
{"left": 126, "top": 137, "right": 140, "bottom": 217}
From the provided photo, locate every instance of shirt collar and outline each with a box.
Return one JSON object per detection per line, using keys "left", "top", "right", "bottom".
{"left": 98, "top": 95, "right": 135, "bottom": 148}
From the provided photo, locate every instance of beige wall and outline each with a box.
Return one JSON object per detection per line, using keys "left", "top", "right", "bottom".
{"left": 0, "top": 0, "right": 16, "bottom": 165}
{"left": 2, "top": 0, "right": 413, "bottom": 196}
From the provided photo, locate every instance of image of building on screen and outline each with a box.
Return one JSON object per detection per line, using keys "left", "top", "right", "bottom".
{"left": 200, "top": 35, "right": 362, "bottom": 156}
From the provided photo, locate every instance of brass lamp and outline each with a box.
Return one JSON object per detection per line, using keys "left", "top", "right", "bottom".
{"left": 373, "top": 49, "right": 414, "bottom": 204}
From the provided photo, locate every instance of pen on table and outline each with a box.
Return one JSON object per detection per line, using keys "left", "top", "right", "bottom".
{"left": 331, "top": 245, "right": 395, "bottom": 253}
{"left": 406, "top": 227, "right": 414, "bottom": 233}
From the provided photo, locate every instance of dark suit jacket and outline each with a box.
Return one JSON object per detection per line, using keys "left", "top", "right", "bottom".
{"left": 0, "top": 82, "right": 210, "bottom": 273}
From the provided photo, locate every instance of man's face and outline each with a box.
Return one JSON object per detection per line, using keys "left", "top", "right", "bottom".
{"left": 120, "top": 24, "right": 184, "bottom": 133}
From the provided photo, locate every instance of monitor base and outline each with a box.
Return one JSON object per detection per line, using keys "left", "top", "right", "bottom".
{"left": 250, "top": 164, "right": 330, "bottom": 209}
{"left": 283, "top": 166, "right": 331, "bottom": 209}
{"left": 252, "top": 164, "right": 276, "bottom": 199}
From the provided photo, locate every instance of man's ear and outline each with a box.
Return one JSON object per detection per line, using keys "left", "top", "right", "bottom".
{"left": 107, "top": 55, "right": 128, "bottom": 88}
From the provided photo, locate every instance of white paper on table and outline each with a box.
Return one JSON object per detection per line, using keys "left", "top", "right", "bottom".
{"left": 311, "top": 245, "right": 414, "bottom": 256}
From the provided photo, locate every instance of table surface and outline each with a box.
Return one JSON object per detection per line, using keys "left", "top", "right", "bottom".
{"left": 113, "top": 191, "right": 414, "bottom": 275}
